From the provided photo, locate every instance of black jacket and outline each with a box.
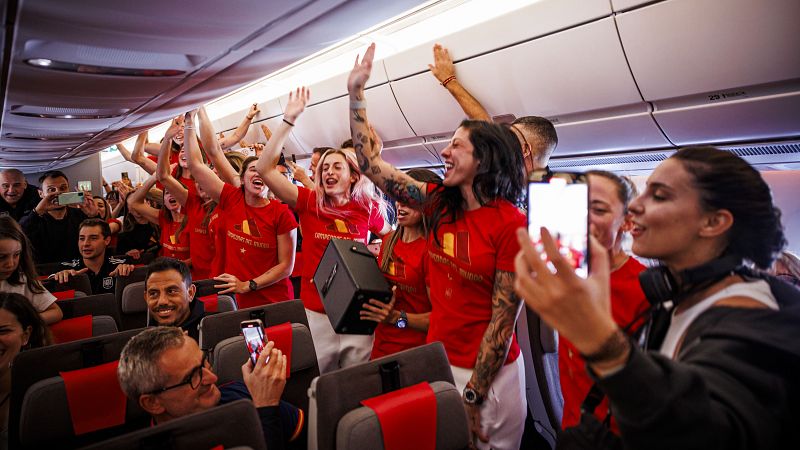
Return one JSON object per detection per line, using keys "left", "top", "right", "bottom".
{"left": 0, "top": 185, "right": 41, "bottom": 222}
{"left": 19, "top": 208, "right": 89, "bottom": 263}
{"left": 597, "top": 276, "right": 800, "bottom": 450}
{"left": 179, "top": 299, "right": 206, "bottom": 342}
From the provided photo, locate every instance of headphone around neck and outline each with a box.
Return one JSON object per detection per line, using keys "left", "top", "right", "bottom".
{"left": 638, "top": 254, "right": 744, "bottom": 307}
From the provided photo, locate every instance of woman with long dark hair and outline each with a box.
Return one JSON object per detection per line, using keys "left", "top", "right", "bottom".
{"left": 0, "top": 216, "right": 63, "bottom": 324}
{"left": 256, "top": 87, "right": 391, "bottom": 374}
{"left": 347, "top": 44, "right": 527, "bottom": 449}
{"left": 515, "top": 147, "right": 799, "bottom": 449}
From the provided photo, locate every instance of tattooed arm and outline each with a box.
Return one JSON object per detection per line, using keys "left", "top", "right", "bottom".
{"left": 347, "top": 43, "right": 428, "bottom": 207}
{"left": 466, "top": 269, "right": 524, "bottom": 442}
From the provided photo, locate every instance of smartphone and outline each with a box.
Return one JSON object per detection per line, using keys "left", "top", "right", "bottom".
{"left": 241, "top": 319, "right": 267, "bottom": 365}
{"left": 77, "top": 180, "right": 92, "bottom": 192}
{"left": 121, "top": 172, "right": 129, "bottom": 180}
{"left": 57, "top": 191, "right": 85, "bottom": 206}
{"left": 278, "top": 153, "right": 287, "bottom": 167}
{"left": 527, "top": 171, "right": 589, "bottom": 278}
{"left": 291, "top": 154, "right": 296, "bottom": 163}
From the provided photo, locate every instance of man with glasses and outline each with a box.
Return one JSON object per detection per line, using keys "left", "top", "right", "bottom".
{"left": 428, "top": 43, "right": 559, "bottom": 176}
{"left": 118, "top": 326, "right": 303, "bottom": 449}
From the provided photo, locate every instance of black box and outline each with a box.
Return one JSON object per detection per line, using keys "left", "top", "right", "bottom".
{"left": 313, "top": 238, "right": 392, "bottom": 334}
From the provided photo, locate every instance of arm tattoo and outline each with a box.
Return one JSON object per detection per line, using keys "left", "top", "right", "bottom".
{"left": 472, "top": 270, "right": 522, "bottom": 395}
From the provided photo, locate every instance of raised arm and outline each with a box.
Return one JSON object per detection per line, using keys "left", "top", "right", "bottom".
{"left": 129, "top": 134, "right": 157, "bottom": 174}
{"left": 347, "top": 44, "right": 427, "bottom": 206}
{"left": 254, "top": 88, "right": 309, "bottom": 209}
{"left": 184, "top": 112, "right": 226, "bottom": 202}
{"left": 219, "top": 104, "right": 259, "bottom": 149}
{"left": 429, "top": 44, "right": 491, "bottom": 121}
{"left": 126, "top": 174, "right": 160, "bottom": 225}
{"left": 156, "top": 119, "right": 189, "bottom": 206}
{"left": 197, "top": 106, "right": 240, "bottom": 187}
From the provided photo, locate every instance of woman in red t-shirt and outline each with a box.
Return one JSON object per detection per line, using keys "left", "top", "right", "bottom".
{"left": 256, "top": 88, "right": 391, "bottom": 374}
{"left": 347, "top": 45, "right": 528, "bottom": 449}
{"left": 186, "top": 111, "right": 298, "bottom": 309}
{"left": 127, "top": 173, "right": 189, "bottom": 262}
{"left": 558, "top": 171, "right": 650, "bottom": 433}
{"left": 360, "top": 169, "right": 440, "bottom": 360}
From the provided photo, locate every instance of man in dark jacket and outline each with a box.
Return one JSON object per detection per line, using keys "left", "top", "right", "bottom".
{"left": 143, "top": 257, "right": 207, "bottom": 341}
{"left": 0, "top": 168, "right": 41, "bottom": 221}
{"left": 19, "top": 170, "right": 98, "bottom": 263}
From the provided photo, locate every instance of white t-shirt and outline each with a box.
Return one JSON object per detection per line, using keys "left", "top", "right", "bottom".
{"left": 0, "top": 275, "right": 57, "bottom": 312}
{"left": 660, "top": 280, "right": 778, "bottom": 358}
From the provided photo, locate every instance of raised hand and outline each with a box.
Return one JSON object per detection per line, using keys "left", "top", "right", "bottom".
{"left": 247, "top": 103, "right": 260, "bottom": 120}
{"left": 284, "top": 87, "right": 310, "bottom": 123}
{"left": 213, "top": 273, "right": 248, "bottom": 294}
{"left": 260, "top": 123, "right": 272, "bottom": 141}
{"left": 428, "top": 43, "right": 456, "bottom": 84}
{"left": 110, "top": 263, "right": 135, "bottom": 277}
{"left": 241, "top": 341, "right": 287, "bottom": 408}
{"left": 359, "top": 291, "right": 397, "bottom": 323}
{"left": 79, "top": 190, "right": 99, "bottom": 217}
{"left": 347, "top": 43, "right": 376, "bottom": 94}
{"left": 165, "top": 116, "right": 183, "bottom": 141}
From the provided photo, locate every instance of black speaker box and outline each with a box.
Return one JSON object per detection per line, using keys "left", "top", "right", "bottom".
{"left": 313, "top": 238, "right": 392, "bottom": 334}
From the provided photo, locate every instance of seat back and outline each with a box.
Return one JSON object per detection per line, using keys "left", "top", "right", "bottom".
{"left": 81, "top": 399, "right": 267, "bottom": 450}
{"left": 198, "top": 300, "right": 308, "bottom": 351}
{"left": 516, "top": 307, "right": 561, "bottom": 448}
{"left": 336, "top": 381, "right": 469, "bottom": 450}
{"left": 216, "top": 295, "right": 237, "bottom": 312}
{"left": 9, "top": 328, "right": 144, "bottom": 449}
{"left": 18, "top": 369, "right": 148, "bottom": 448}
{"left": 41, "top": 272, "right": 92, "bottom": 297}
{"left": 119, "top": 280, "right": 147, "bottom": 330}
{"left": 57, "top": 293, "right": 121, "bottom": 328}
{"left": 114, "top": 266, "right": 149, "bottom": 325}
{"left": 212, "top": 323, "right": 318, "bottom": 413}
{"left": 36, "top": 261, "right": 81, "bottom": 277}
{"left": 92, "top": 315, "right": 119, "bottom": 336}
{"left": 309, "top": 342, "right": 455, "bottom": 450}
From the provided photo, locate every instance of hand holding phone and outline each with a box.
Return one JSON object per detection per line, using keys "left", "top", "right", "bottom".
{"left": 241, "top": 319, "right": 267, "bottom": 365}
{"left": 527, "top": 171, "right": 589, "bottom": 278}
{"left": 58, "top": 191, "right": 85, "bottom": 206}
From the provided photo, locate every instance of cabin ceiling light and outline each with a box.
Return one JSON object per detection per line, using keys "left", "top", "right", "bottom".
{"left": 24, "top": 58, "right": 185, "bottom": 77}
{"left": 10, "top": 111, "right": 123, "bottom": 119}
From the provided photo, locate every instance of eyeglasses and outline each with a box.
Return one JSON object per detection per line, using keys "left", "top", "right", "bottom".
{"left": 147, "top": 352, "right": 210, "bottom": 395}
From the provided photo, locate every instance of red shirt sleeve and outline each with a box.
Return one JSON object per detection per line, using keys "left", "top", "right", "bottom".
{"left": 494, "top": 204, "right": 526, "bottom": 273}
{"left": 275, "top": 203, "right": 299, "bottom": 235}
{"left": 368, "top": 203, "right": 386, "bottom": 235}
{"left": 294, "top": 186, "right": 312, "bottom": 214}
{"left": 218, "top": 183, "right": 238, "bottom": 210}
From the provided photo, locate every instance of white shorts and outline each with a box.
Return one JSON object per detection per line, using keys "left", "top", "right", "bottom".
{"left": 306, "top": 308, "right": 374, "bottom": 374}
{"left": 451, "top": 357, "right": 527, "bottom": 450}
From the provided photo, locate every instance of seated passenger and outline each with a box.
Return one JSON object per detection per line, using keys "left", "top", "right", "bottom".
{"left": 51, "top": 219, "right": 135, "bottom": 295}
{"left": 514, "top": 146, "right": 800, "bottom": 449}
{"left": 0, "top": 292, "right": 52, "bottom": 444}
{"left": 0, "top": 169, "right": 40, "bottom": 222}
{"left": 19, "top": 170, "right": 99, "bottom": 264}
{"left": 144, "top": 257, "right": 204, "bottom": 341}
{"left": 118, "top": 327, "right": 302, "bottom": 450}
{"left": 360, "top": 169, "right": 440, "bottom": 359}
{"left": 0, "top": 216, "right": 62, "bottom": 324}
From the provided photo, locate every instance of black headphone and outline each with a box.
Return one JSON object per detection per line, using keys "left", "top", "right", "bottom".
{"left": 638, "top": 254, "right": 744, "bottom": 307}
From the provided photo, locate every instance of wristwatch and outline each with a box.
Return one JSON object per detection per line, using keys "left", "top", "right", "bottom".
{"left": 395, "top": 310, "right": 408, "bottom": 329}
{"left": 248, "top": 280, "right": 258, "bottom": 291}
{"left": 463, "top": 382, "right": 484, "bottom": 406}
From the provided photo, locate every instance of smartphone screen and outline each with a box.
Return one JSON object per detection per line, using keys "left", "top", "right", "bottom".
{"left": 58, "top": 191, "right": 85, "bottom": 206}
{"left": 241, "top": 320, "right": 267, "bottom": 365}
{"left": 527, "top": 172, "right": 589, "bottom": 278}
{"left": 121, "top": 172, "right": 129, "bottom": 180}
{"left": 78, "top": 180, "right": 92, "bottom": 192}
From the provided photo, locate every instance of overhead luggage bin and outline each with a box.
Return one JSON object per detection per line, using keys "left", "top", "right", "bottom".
{"left": 382, "top": 0, "right": 612, "bottom": 81}
{"left": 611, "top": 0, "right": 663, "bottom": 13}
{"left": 616, "top": 0, "right": 800, "bottom": 145}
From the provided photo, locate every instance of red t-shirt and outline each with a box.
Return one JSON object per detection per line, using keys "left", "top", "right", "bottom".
{"left": 559, "top": 257, "right": 649, "bottom": 432}
{"left": 293, "top": 186, "right": 385, "bottom": 313}
{"left": 185, "top": 189, "right": 215, "bottom": 280}
{"left": 219, "top": 184, "right": 297, "bottom": 308}
{"left": 210, "top": 200, "right": 226, "bottom": 278}
{"left": 158, "top": 210, "right": 190, "bottom": 261}
{"left": 425, "top": 193, "right": 525, "bottom": 369}
{"left": 371, "top": 235, "right": 431, "bottom": 359}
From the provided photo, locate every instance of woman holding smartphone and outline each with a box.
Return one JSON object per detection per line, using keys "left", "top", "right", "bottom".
{"left": 346, "top": 44, "right": 527, "bottom": 449}
{"left": 515, "top": 147, "right": 799, "bottom": 449}
{"left": 256, "top": 87, "right": 391, "bottom": 375}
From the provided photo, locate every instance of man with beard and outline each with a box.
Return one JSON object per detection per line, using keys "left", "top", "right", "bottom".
{"left": 0, "top": 168, "right": 41, "bottom": 221}
{"left": 51, "top": 219, "right": 135, "bottom": 294}
{"left": 144, "top": 257, "right": 205, "bottom": 341}
{"left": 19, "top": 170, "right": 99, "bottom": 263}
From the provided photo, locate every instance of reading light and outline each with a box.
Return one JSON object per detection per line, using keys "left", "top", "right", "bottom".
{"left": 24, "top": 58, "right": 184, "bottom": 76}
{"left": 27, "top": 58, "right": 52, "bottom": 67}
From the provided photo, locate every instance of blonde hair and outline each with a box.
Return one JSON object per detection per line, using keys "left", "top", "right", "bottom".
{"left": 313, "top": 148, "right": 387, "bottom": 221}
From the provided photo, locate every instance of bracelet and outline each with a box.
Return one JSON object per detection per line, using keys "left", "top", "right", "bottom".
{"left": 184, "top": 126, "right": 194, "bottom": 130}
{"left": 247, "top": 115, "right": 255, "bottom": 120}
{"left": 349, "top": 99, "right": 367, "bottom": 110}
{"left": 580, "top": 328, "right": 631, "bottom": 364}
{"left": 282, "top": 118, "right": 295, "bottom": 127}
{"left": 440, "top": 75, "right": 457, "bottom": 87}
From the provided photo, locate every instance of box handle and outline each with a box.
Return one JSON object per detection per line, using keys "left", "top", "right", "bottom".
{"left": 350, "top": 245, "right": 374, "bottom": 258}
{"left": 321, "top": 262, "right": 338, "bottom": 296}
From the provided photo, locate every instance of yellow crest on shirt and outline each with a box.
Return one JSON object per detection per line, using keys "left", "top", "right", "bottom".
{"left": 388, "top": 262, "right": 396, "bottom": 276}
{"left": 169, "top": 234, "right": 177, "bottom": 244}
{"left": 334, "top": 219, "right": 348, "bottom": 234}
{"left": 442, "top": 232, "right": 455, "bottom": 257}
